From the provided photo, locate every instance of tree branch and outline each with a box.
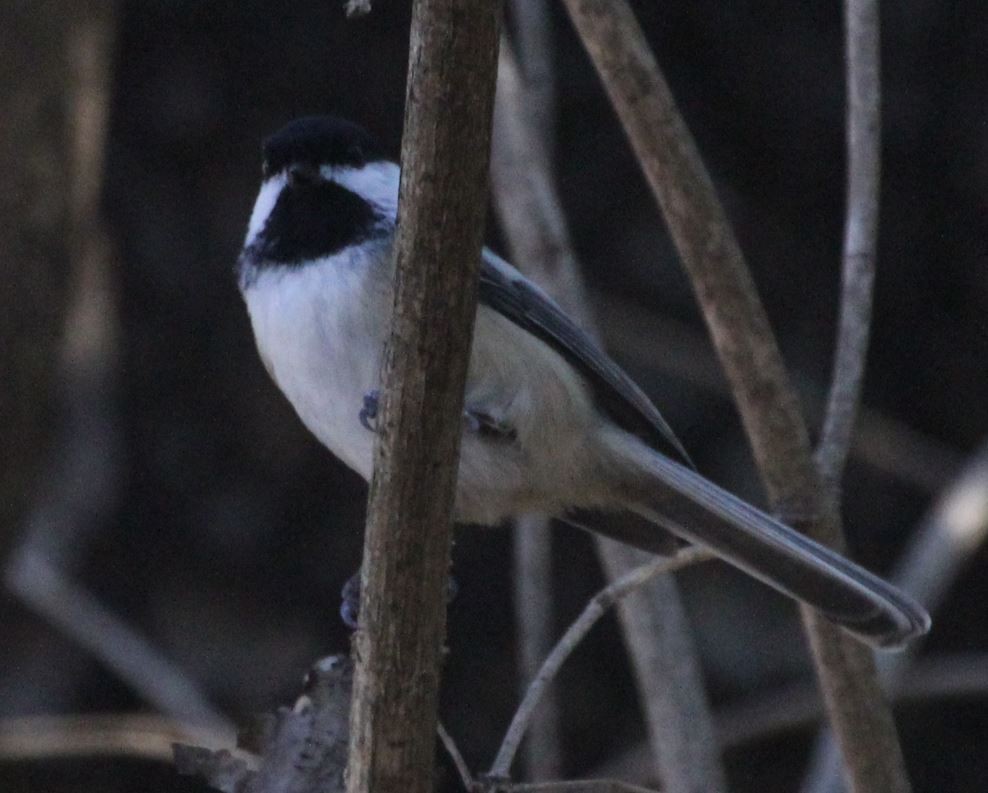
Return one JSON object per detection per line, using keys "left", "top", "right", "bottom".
{"left": 344, "top": 2, "right": 502, "bottom": 792}
{"left": 508, "top": 0, "right": 555, "bottom": 161}
{"left": 510, "top": 514, "right": 563, "bottom": 779}
{"left": 0, "top": 0, "right": 73, "bottom": 561}
{"left": 816, "top": 0, "right": 881, "bottom": 487}
{"left": 495, "top": 18, "right": 567, "bottom": 779}
{"left": 558, "top": 2, "right": 912, "bottom": 791}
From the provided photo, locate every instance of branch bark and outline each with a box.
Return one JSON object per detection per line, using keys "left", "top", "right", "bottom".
{"left": 558, "top": 2, "right": 910, "bottom": 791}
{"left": 344, "top": 2, "right": 502, "bottom": 792}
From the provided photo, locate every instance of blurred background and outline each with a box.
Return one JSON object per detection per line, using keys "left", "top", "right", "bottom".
{"left": 2, "top": 0, "right": 987, "bottom": 791}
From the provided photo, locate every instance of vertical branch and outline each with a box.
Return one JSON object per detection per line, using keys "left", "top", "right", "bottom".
{"left": 816, "top": 0, "right": 881, "bottom": 487}
{"left": 344, "top": 2, "right": 502, "bottom": 792}
{"left": 499, "top": 4, "right": 563, "bottom": 775}
{"left": 509, "top": 0, "right": 555, "bottom": 159}
{"left": 492, "top": 43, "right": 727, "bottom": 793}
{"left": 511, "top": 514, "right": 563, "bottom": 779}
{"left": 596, "top": 543, "right": 727, "bottom": 793}
{"left": 559, "top": 2, "right": 911, "bottom": 792}
{"left": 0, "top": 0, "right": 73, "bottom": 560}
{"left": 805, "top": 442, "right": 988, "bottom": 793}
{"left": 801, "top": 3, "right": 884, "bottom": 790}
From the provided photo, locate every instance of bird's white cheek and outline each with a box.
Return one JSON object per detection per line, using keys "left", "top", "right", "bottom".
{"left": 245, "top": 175, "right": 287, "bottom": 246}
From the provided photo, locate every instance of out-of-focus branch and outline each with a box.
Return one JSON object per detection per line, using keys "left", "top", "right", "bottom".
{"left": 804, "top": 440, "right": 988, "bottom": 793}
{"left": 816, "top": 0, "right": 881, "bottom": 487}
{"left": 886, "top": 442, "right": 988, "bottom": 651}
{"left": 591, "top": 290, "right": 959, "bottom": 493}
{"left": 492, "top": 43, "right": 726, "bottom": 793}
{"left": 344, "top": 3, "right": 502, "bottom": 792}
{"left": 508, "top": 0, "right": 555, "bottom": 161}
{"left": 499, "top": 4, "right": 564, "bottom": 780}
{"left": 344, "top": 0, "right": 372, "bottom": 17}
{"left": 5, "top": 548, "right": 233, "bottom": 732}
{"left": 0, "top": 713, "right": 235, "bottom": 763}
{"left": 491, "top": 43, "right": 592, "bottom": 322}
{"left": 717, "top": 651, "right": 988, "bottom": 750}
{"left": 510, "top": 515, "right": 563, "bottom": 779}
{"left": 597, "top": 649, "right": 988, "bottom": 781}
{"left": 0, "top": 0, "right": 73, "bottom": 562}
{"left": 559, "top": 2, "right": 911, "bottom": 792}
{"left": 489, "top": 547, "right": 711, "bottom": 780}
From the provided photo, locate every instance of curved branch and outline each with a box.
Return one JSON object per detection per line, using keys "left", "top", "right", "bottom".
{"left": 489, "top": 548, "right": 711, "bottom": 779}
{"left": 816, "top": 0, "right": 881, "bottom": 486}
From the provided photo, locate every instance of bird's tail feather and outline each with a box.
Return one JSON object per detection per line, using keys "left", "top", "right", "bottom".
{"left": 608, "top": 445, "right": 930, "bottom": 649}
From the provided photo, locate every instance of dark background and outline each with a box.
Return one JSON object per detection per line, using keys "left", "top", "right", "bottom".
{"left": 2, "top": 1, "right": 987, "bottom": 791}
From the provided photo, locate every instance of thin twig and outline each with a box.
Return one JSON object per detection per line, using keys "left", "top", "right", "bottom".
{"left": 595, "top": 541, "right": 727, "bottom": 793}
{"left": 815, "top": 0, "right": 881, "bottom": 487}
{"left": 0, "top": 713, "right": 236, "bottom": 764}
{"left": 489, "top": 547, "right": 711, "bottom": 779}
{"left": 493, "top": 41, "right": 727, "bottom": 793}
{"left": 438, "top": 720, "right": 477, "bottom": 792}
{"left": 559, "top": 2, "right": 912, "bottom": 791}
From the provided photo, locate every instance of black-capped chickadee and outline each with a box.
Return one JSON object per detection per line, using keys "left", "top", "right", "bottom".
{"left": 236, "top": 115, "right": 929, "bottom": 649}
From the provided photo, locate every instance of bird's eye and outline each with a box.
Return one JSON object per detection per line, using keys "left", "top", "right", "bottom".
{"left": 346, "top": 145, "right": 366, "bottom": 166}
{"left": 288, "top": 163, "right": 321, "bottom": 187}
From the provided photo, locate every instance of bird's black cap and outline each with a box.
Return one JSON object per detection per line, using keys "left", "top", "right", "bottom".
{"left": 262, "top": 116, "right": 386, "bottom": 177}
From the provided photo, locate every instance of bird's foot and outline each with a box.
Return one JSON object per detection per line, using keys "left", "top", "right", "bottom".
{"left": 359, "top": 389, "right": 380, "bottom": 432}
{"left": 359, "top": 390, "right": 514, "bottom": 443}
{"left": 463, "top": 408, "right": 516, "bottom": 441}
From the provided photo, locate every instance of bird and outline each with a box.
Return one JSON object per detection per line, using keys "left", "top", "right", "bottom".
{"left": 235, "top": 114, "right": 929, "bottom": 649}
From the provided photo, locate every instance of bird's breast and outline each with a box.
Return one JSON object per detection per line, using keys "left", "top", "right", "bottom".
{"left": 241, "top": 254, "right": 387, "bottom": 479}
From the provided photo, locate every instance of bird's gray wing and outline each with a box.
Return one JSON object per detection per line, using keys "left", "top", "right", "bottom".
{"left": 478, "top": 250, "right": 693, "bottom": 467}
